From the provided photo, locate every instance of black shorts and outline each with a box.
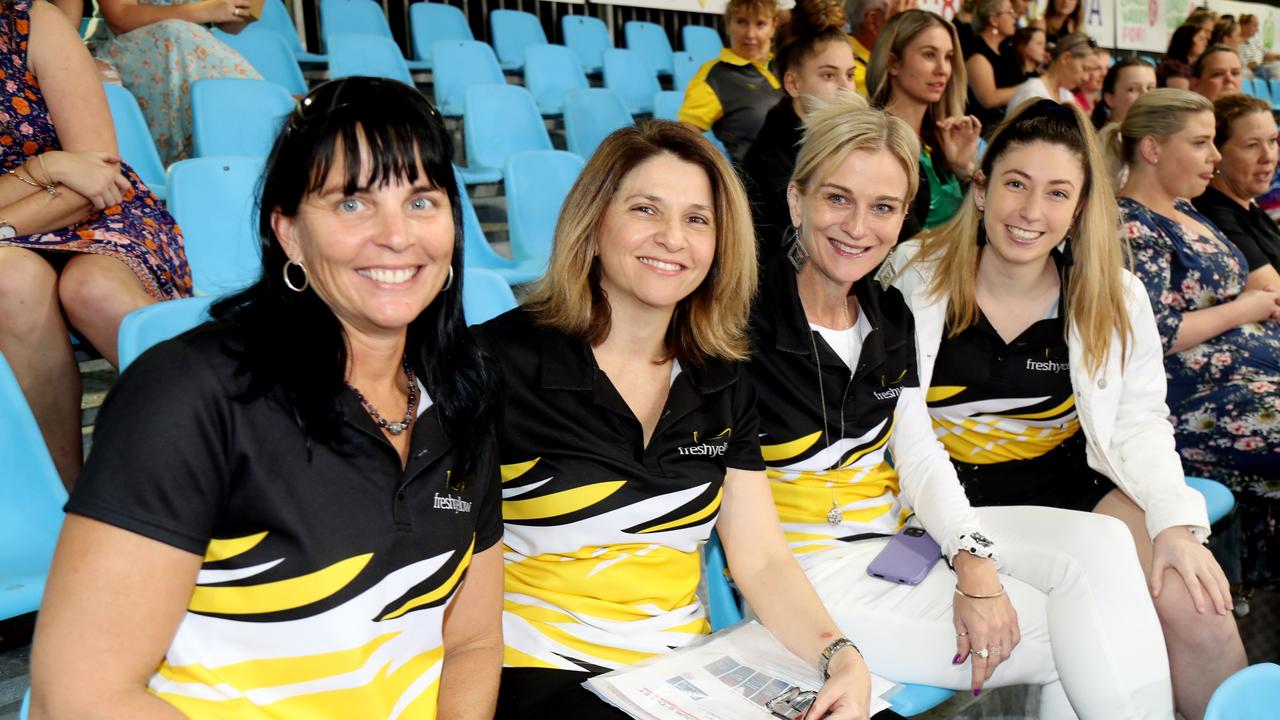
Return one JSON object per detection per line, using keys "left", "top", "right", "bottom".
{"left": 496, "top": 668, "right": 631, "bottom": 720}
{"left": 955, "top": 433, "right": 1117, "bottom": 513}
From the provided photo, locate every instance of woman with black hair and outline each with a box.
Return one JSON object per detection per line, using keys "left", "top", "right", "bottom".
{"left": 1158, "top": 24, "right": 1208, "bottom": 91}
{"left": 1091, "top": 57, "right": 1157, "bottom": 129}
{"left": 29, "top": 77, "right": 504, "bottom": 720}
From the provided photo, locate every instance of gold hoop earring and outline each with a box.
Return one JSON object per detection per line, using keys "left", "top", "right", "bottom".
{"left": 283, "top": 260, "right": 309, "bottom": 292}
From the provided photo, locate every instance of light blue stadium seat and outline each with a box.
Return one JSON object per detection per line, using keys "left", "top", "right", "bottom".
{"left": 682, "top": 24, "right": 722, "bottom": 65}
{"left": 604, "top": 48, "right": 661, "bottom": 115}
{"left": 463, "top": 267, "right": 518, "bottom": 326}
{"left": 260, "top": 0, "right": 327, "bottom": 65}
{"left": 117, "top": 296, "right": 218, "bottom": 370}
{"left": 102, "top": 83, "right": 167, "bottom": 200}
{"left": 211, "top": 27, "right": 308, "bottom": 95}
{"left": 561, "top": 14, "right": 610, "bottom": 75}
{"left": 167, "top": 157, "right": 264, "bottom": 296}
{"left": 673, "top": 51, "right": 701, "bottom": 92}
{"left": 409, "top": 2, "right": 473, "bottom": 69}
{"left": 524, "top": 44, "right": 589, "bottom": 116}
{"left": 0, "top": 351, "right": 68, "bottom": 622}
{"left": 703, "top": 531, "right": 955, "bottom": 716}
{"left": 653, "top": 90, "right": 683, "bottom": 121}
{"left": 490, "top": 9, "right": 547, "bottom": 73}
{"left": 326, "top": 32, "right": 414, "bottom": 85}
{"left": 1267, "top": 79, "right": 1280, "bottom": 111}
{"left": 1186, "top": 476, "right": 1235, "bottom": 524}
{"left": 1205, "top": 662, "right": 1280, "bottom": 720}
{"left": 19, "top": 688, "right": 28, "bottom": 720}
{"left": 625, "top": 20, "right": 674, "bottom": 77}
{"left": 432, "top": 40, "right": 505, "bottom": 118}
{"left": 191, "top": 79, "right": 293, "bottom": 158}
{"left": 320, "top": 0, "right": 428, "bottom": 70}
{"left": 505, "top": 150, "right": 583, "bottom": 271}
{"left": 563, "top": 87, "right": 632, "bottom": 159}
{"left": 454, "top": 165, "right": 544, "bottom": 285}
{"left": 463, "top": 84, "right": 552, "bottom": 185}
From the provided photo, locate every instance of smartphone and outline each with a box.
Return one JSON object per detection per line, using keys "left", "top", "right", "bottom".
{"left": 866, "top": 525, "right": 942, "bottom": 585}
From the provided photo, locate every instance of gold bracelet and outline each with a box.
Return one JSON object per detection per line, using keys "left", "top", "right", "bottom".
{"left": 4, "top": 166, "right": 42, "bottom": 189}
{"left": 34, "top": 155, "right": 57, "bottom": 194}
{"left": 955, "top": 586, "right": 1006, "bottom": 600}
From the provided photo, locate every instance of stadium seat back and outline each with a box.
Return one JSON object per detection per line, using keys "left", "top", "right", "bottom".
{"left": 167, "top": 157, "right": 265, "bottom": 296}
{"left": 563, "top": 87, "right": 632, "bottom": 159}
{"left": 260, "top": 0, "right": 306, "bottom": 54}
{"left": 561, "top": 14, "right": 610, "bottom": 74}
{"left": 326, "top": 32, "right": 414, "bottom": 85}
{"left": 652, "top": 89, "right": 682, "bottom": 121}
{"left": 490, "top": 9, "right": 547, "bottom": 72}
{"left": 432, "top": 40, "right": 505, "bottom": 117}
{"left": 117, "top": 296, "right": 218, "bottom": 371}
{"left": 673, "top": 51, "right": 702, "bottom": 92}
{"left": 505, "top": 150, "right": 584, "bottom": 265}
{"left": 463, "top": 267, "right": 518, "bottom": 326}
{"left": 463, "top": 84, "right": 552, "bottom": 179}
{"left": 1204, "top": 663, "right": 1280, "bottom": 720}
{"left": 103, "top": 83, "right": 167, "bottom": 199}
{"left": 0, "top": 351, "right": 67, "bottom": 622}
{"left": 681, "top": 24, "right": 722, "bottom": 65}
{"left": 320, "top": 0, "right": 391, "bottom": 45}
{"left": 454, "top": 165, "right": 545, "bottom": 285}
{"left": 524, "top": 44, "right": 589, "bottom": 115}
{"left": 211, "top": 27, "right": 308, "bottom": 95}
{"left": 191, "top": 78, "right": 294, "bottom": 158}
{"left": 409, "top": 2, "right": 473, "bottom": 66}
{"left": 603, "top": 48, "right": 661, "bottom": 115}
{"left": 624, "top": 20, "right": 674, "bottom": 77}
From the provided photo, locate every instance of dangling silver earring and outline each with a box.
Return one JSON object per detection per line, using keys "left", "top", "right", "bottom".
{"left": 786, "top": 225, "right": 810, "bottom": 272}
{"left": 441, "top": 265, "right": 454, "bottom": 291}
{"left": 283, "top": 259, "right": 309, "bottom": 292}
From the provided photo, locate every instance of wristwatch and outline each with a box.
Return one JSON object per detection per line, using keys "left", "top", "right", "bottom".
{"left": 0, "top": 220, "right": 15, "bottom": 239}
{"left": 818, "top": 637, "right": 859, "bottom": 680}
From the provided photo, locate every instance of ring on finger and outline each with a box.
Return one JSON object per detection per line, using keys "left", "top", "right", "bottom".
{"left": 974, "top": 647, "right": 990, "bottom": 660}
{"left": 956, "top": 632, "right": 968, "bottom": 638}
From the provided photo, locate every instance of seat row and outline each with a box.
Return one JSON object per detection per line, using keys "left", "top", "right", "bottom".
{"left": 1241, "top": 76, "right": 1280, "bottom": 112}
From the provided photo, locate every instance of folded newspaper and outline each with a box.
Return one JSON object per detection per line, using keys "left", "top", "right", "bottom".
{"left": 585, "top": 621, "right": 897, "bottom": 719}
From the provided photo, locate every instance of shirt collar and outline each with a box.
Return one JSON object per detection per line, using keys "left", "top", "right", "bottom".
{"left": 719, "top": 47, "right": 779, "bottom": 82}
{"left": 537, "top": 323, "right": 737, "bottom": 396}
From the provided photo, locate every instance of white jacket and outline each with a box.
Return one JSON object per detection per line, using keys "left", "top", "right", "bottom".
{"left": 888, "top": 241, "right": 1211, "bottom": 542}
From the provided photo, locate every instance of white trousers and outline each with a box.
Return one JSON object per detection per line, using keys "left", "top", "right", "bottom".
{"left": 797, "top": 506, "right": 1174, "bottom": 719}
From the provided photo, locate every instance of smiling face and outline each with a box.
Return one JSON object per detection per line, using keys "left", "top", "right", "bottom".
{"left": 976, "top": 141, "right": 1084, "bottom": 268}
{"left": 1150, "top": 110, "right": 1221, "bottom": 199}
{"left": 1216, "top": 111, "right": 1279, "bottom": 202}
{"left": 787, "top": 148, "right": 909, "bottom": 287}
{"left": 1194, "top": 50, "right": 1243, "bottom": 101}
{"left": 889, "top": 25, "right": 955, "bottom": 107}
{"left": 728, "top": 10, "right": 776, "bottom": 62}
{"left": 596, "top": 152, "right": 717, "bottom": 315}
{"left": 787, "top": 38, "right": 856, "bottom": 103}
{"left": 273, "top": 136, "right": 455, "bottom": 341}
{"left": 1104, "top": 64, "right": 1157, "bottom": 124}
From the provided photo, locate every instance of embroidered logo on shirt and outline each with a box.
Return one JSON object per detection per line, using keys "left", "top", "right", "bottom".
{"left": 433, "top": 493, "right": 472, "bottom": 513}
{"left": 678, "top": 429, "right": 732, "bottom": 457}
{"left": 873, "top": 386, "right": 903, "bottom": 401}
{"left": 1025, "top": 359, "right": 1069, "bottom": 373}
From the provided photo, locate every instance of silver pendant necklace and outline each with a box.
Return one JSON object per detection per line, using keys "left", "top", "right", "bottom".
{"left": 810, "top": 298, "right": 855, "bottom": 526}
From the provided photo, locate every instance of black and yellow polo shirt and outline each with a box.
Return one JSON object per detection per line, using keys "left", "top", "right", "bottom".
{"left": 475, "top": 307, "right": 764, "bottom": 673}
{"left": 746, "top": 258, "right": 919, "bottom": 556}
{"left": 678, "top": 47, "right": 784, "bottom": 162}
{"left": 67, "top": 322, "right": 501, "bottom": 718}
{"left": 927, "top": 285, "right": 1111, "bottom": 510}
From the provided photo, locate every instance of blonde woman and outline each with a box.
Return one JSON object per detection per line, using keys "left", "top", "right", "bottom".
{"left": 868, "top": 9, "right": 981, "bottom": 242}
{"left": 480, "top": 121, "right": 872, "bottom": 720}
{"left": 749, "top": 91, "right": 1173, "bottom": 717}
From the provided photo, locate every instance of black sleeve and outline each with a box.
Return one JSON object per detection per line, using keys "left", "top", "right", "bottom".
{"left": 66, "top": 338, "right": 231, "bottom": 555}
{"left": 726, "top": 364, "right": 765, "bottom": 471}
{"left": 471, "top": 433, "right": 503, "bottom": 552}
{"left": 1201, "top": 204, "right": 1273, "bottom": 272}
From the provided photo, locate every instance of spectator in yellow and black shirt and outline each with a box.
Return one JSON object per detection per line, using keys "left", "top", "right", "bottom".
{"left": 30, "top": 78, "right": 505, "bottom": 720}
{"left": 679, "top": 0, "right": 785, "bottom": 162}
{"left": 481, "top": 121, "right": 874, "bottom": 720}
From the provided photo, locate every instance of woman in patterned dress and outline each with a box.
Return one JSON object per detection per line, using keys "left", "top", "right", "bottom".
{"left": 96, "top": 0, "right": 262, "bottom": 163}
{"left": 1103, "top": 88, "right": 1280, "bottom": 585}
{"left": 0, "top": 0, "right": 190, "bottom": 486}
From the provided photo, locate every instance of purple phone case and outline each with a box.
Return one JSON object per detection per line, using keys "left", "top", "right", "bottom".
{"left": 866, "top": 526, "right": 943, "bottom": 585}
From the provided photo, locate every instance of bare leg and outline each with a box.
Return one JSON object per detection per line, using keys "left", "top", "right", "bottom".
{"left": 0, "top": 248, "right": 82, "bottom": 487}
{"left": 58, "top": 254, "right": 156, "bottom": 368}
{"left": 1094, "top": 488, "right": 1247, "bottom": 720}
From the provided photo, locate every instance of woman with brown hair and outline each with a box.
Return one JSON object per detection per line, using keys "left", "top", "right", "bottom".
{"left": 965, "top": 0, "right": 1022, "bottom": 131}
{"left": 1041, "top": 0, "right": 1084, "bottom": 48}
{"left": 482, "top": 121, "right": 872, "bottom": 720}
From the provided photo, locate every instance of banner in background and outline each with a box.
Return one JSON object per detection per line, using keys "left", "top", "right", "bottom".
{"left": 1115, "top": 0, "right": 1168, "bottom": 52}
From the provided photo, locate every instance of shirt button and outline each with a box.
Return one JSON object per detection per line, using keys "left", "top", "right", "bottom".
{"left": 1098, "top": 379, "right": 1107, "bottom": 389}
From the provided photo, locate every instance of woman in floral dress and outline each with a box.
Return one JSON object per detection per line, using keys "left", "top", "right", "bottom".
{"left": 0, "top": 0, "right": 190, "bottom": 487}
{"left": 1102, "top": 88, "right": 1280, "bottom": 585}
{"left": 95, "top": 0, "right": 261, "bottom": 163}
